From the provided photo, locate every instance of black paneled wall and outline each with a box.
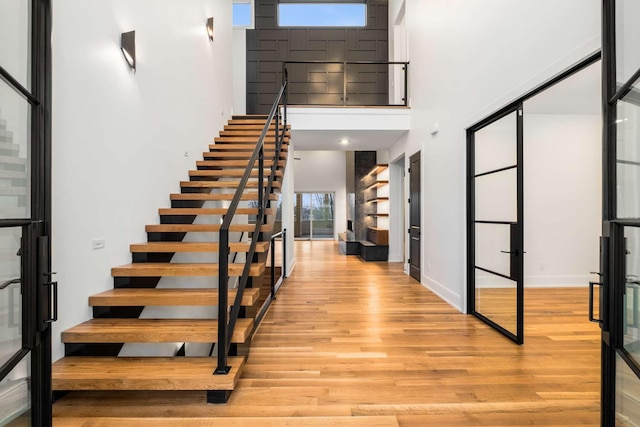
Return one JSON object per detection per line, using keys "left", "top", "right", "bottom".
{"left": 247, "top": 0, "right": 389, "bottom": 114}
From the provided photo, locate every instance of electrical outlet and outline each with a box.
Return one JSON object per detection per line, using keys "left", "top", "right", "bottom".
{"left": 539, "top": 262, "right": 545, "bottom": 271}
{"left": 184, "top": 151, "right": 189, "bottom": 158}
{"left": 92, "top": 239, "right": 105, "bottom": 250}
{"left": 427, "top": 262, "right": 431, "bottom": 272}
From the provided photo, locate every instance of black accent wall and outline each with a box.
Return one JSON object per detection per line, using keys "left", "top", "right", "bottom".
{"left": 247, "top": 0, "right": 389, "bottom": 114}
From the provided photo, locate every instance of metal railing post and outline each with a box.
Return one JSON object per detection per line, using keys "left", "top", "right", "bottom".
{"left": 283, "top": 228, "right": 287, "bottom": 278}
{"left": 403, "top": 62, "right": 409, "bottom": 107}
{"left": 215, "top": 229, "right": 230, "bottom": 374}
{"left": 270, "top": 237, "right": 276, "bottom": 299}
{"left": 343, "top": 61, "right": 347, "bottom": 106}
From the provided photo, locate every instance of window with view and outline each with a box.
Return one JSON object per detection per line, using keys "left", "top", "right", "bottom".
{"left": 233, "top": 0, "right": 253, "bottom": 28}
{"left": 278, "top": 3, "right": 367, "bottom": 27}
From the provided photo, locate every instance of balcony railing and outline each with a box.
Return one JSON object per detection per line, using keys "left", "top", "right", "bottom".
{"left": 283, "top": 61, "right": 409, "bottom": 107}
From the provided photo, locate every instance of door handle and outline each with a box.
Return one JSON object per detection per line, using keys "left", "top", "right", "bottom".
{"left": 589, "top": 280, "right": 603, "bottom": 324}
{"left": 500, "top": 250, "right": 526, "bottom": 255}
{"left": 44, "top": 280, "right": 58, "bottom": 323}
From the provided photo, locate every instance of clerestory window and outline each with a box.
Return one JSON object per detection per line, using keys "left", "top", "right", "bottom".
{"left": 278, "top": 1, "right": 367, "bottom": 27}
{"left": 233, "top": 0, "right": 254, "bottom": 28}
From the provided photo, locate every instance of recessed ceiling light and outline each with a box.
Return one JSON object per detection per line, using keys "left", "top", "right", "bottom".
{"left": 340, "top": 138, "right": 349, "bottom": 145}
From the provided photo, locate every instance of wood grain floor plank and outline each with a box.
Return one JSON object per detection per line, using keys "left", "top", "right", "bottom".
{"left": 54, "top": 241, "right": 601, "bottom": 426}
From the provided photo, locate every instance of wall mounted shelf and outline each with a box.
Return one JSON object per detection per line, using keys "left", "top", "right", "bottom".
{"left": 366, "top": 180, "right": 389, "bottom": 190}
{"left": 366, "top": 197, "right": 389, "bottom": 203}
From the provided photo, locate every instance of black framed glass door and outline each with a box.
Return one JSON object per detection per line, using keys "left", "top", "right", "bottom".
{"left": 467, "top": 105, "right": 524, "bottom": 344}
{"left": 0, "top": 0, "right": 52, "bottom": 425}
{"left": 602, "top": 1, "right": 640, "bottom": 424}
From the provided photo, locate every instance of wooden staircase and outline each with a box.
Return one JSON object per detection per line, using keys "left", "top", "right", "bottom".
{"left": 52, "top": 115, "right": 289, "bottom": 403}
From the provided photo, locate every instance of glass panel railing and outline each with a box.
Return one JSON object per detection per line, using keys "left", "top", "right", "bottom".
{"left": 284, "top": 61, "right": 409, "bottom": 107}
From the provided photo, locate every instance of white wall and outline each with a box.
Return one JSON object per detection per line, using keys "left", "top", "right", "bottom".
{"left": 232, "top": 28, "right": 247, "bottom": 115}
{"left": 281, "top": 145, "right": 296, "bottom": 274}
{"left": 292, "top": 150, "right": 346, "bottom": 240}
{"left": 388, "top": 0, "right": 600, "bottom": 311}
{"left": 51, "top": 0, "right": 233, "bottom": 361}
{"left": 523, "top": 114, "right": 601, "bottom": 287}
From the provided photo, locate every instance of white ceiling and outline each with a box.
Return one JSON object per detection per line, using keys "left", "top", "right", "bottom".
{"left": 524, "top": 61, "right": 601, "bottom": 115}
{"left": 291, "top": 129, "right": 408, "bottom": 151}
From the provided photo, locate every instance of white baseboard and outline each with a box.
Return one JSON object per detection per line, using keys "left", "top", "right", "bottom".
{"left": 422, "top": 274, "right": 464, "bottom": 313}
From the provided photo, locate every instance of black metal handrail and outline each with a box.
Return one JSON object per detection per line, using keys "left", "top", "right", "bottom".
{"left": 283, "top": 60, "right": 409, "bottom": 107}
{"left": 269, "top": 229, "right": 287, "bottom": 299}
{"left": 215, "top": 72, "right": 288, "bottom": 375}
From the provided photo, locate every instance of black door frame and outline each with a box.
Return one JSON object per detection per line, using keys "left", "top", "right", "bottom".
{"left": 601, "top": 0, "right": 640, "bottom": 424}
{"left": 409, "top": 151, "right": 420, "bottom": 281}
{"left": 466, "top": 50, "right": 602, "bottom": 344}
{"left": 467, "top": 104, "right": 524, "bottom": 344}
{"left": 0, "top": 0, "right": 52, "bottom": 425}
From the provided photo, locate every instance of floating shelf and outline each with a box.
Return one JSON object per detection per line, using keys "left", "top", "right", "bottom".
{"left": 366, "top": 197, "right": 389, "bottom": 203}
{"left": 370, "top": 164, "right": 388, "bottom": 175}
{"left": 366, "top": 180, "right": 389, "bottom": 190}
{"left": 368, "top": 213, "right": 389, "bottom": 217}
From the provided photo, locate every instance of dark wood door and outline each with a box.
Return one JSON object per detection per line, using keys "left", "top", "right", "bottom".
{"left": 409, "top": 152, "right": 420, "bottom": 281}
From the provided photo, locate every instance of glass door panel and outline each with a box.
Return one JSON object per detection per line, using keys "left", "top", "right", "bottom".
{"left": 474, "top": 169, "right": 517, "bottom": 222}
{"left": 474, "top": 112, "right": 517, "bottom": 175}
{"left": 294, "top": 193, "right": 334, "bottom": 239}
{"left": 474, "top": 269, "right": 517, "bottom": 336}
{"left": 0, "top": 227, "right": 23, "bottom": 369}
{"left": 624, "top": 226, "right": 640, "bottom": 364}
{"left": 0, "top": 80, "right": 31, "bottom": 220}
{"left": 0, "top": 0, "right": 32, "bottom": 90}
{"left": 615, "top": 0, "right": 640, "bottom": 86}
{"left": 311, "top": 193, "right": 334, "bottom": 238}
{"left": 617, "top": 87, "right": 640, "bottom": 219}
{"left": 0, "top": 355, "right": 30, "bottom": 426}
{"left": 470, "top": 108, "right": 523, "bottom": 343}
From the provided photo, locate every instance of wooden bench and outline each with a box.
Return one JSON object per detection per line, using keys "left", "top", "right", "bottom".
{"left": 338, "top": 232, "right": 359, "bottom": 255}
{"left": 358, "top": 240, "right": 389, "bottom": 261}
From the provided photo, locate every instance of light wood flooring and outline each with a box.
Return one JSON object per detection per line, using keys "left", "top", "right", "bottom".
{"left": 52, "top": 241, "right": 601, "bottom": 426}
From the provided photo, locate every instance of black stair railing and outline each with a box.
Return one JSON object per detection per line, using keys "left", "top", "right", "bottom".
{"left": 283, "top": 60, "right": 409, "bottom": 107}
{"left": 215, "top": 72, "right": 288, "bottom": 375}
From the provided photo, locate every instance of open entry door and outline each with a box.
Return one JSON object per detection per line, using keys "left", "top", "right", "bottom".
{"left": 467, "top": 105, "right": 524, "bottom": 344}
{"left": 0, "top": 0, "right": 53, "bottom": 425}
{"left": 601, "top": 1, "right": 640, "bottom": 423}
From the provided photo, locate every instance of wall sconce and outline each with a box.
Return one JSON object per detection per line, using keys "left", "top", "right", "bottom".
{"left": 206, "top": 17, "right": 214, "bottom": 42}
{"left": 120, "top": 31, "right": 136, "bottom": 71}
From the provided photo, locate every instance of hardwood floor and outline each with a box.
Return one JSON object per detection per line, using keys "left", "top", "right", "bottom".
{"left": 52, "top": 241, "right": 601, "bottom": 426}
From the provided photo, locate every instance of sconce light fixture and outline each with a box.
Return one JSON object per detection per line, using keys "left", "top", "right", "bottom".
{"left": 120, "top": 30, "right": 136, "bottom": 71}
{"left": 206, "top": 17, "right": 214, "bottom": 42}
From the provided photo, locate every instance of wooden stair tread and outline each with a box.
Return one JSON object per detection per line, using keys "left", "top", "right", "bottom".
{"left": 158, "top": 207, "right": 274, "bottom": 216}
{"left": 170, "top": 193, "right": 279, "bottom": 202}
{"left": 219, "top": 130, "right": 290, "bottom": 137}
{"left": 111, "top": 262, "right": 266, "bottom": 277}
{"left": 52, "top": 416, "right": 400, "bottom": 427}
{"left": 180, "top": 180, "right": 281, "bottom": 189}
{"left": 196, "top": 160, "right": 285, "bottom": 167}
{"left": 232, "top": 114, "right": 268, "bottom": 119}
{"left": 223, "top": 124, "right": 291, "bottom": 131}
{"left": 89, "top": 288, "right": 261, "bottom": 307}
{"left": 213, "top": 137, "right": 290, "bottom": 144}
{"left": 130, "top": 241, "right": 270, "bottom": 253}
{"left": 189, "top": 169, "right": 283, "bottom": 178}
{"left": 204, "top": 150, "right": 287, "bottom": 159}
{"left": 52, "top": 356, "right": 245, "bottom": 392}
{"left": 146, "top": 223, "right": 271, "bottom": 233}
{"left": 61, "top": 318, "right": 253, "bottom": 343}
{"left": 208, "top": 143, "right": 288, "bottom": 151}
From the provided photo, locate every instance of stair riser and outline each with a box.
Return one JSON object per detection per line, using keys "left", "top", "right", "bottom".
{"left": 64, "top": 343, "right": 123, "bottom": 358}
